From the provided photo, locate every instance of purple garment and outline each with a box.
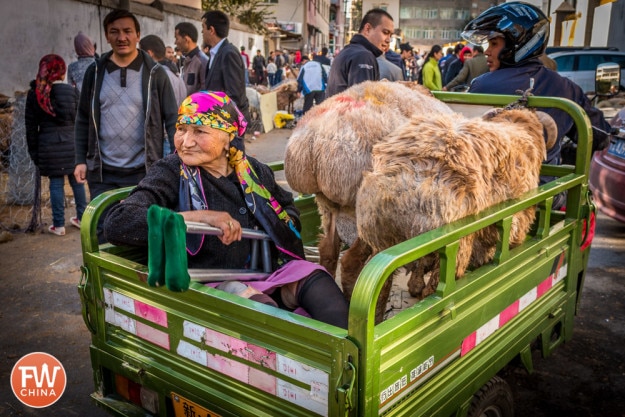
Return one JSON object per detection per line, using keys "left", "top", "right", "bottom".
{"left": 207, "top": 259, "right": 328, "bottom": 293}
{"left": 206, "top": 259, "right": 329, "bottom": 317}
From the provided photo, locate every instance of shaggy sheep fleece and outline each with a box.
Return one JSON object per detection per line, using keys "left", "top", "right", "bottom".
{"left": 357, "top": 108, "right": 550, "bottom": 277}
{"left": 284, "top": 81, "right": 454, "bottom": 207}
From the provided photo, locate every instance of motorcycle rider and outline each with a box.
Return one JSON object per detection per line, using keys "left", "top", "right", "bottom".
{"left": 464, "top": 1, "right": 611, "bottom": 208}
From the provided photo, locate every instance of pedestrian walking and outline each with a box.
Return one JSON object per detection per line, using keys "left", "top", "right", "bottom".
{"left": 296, "top": 55, "right": 327, "bottom": 114}
{"left": 67, "top": 31, "right": 96, "bottom": 93}
{"left": 26, "top": 54, "right": 87, "bottom": 236}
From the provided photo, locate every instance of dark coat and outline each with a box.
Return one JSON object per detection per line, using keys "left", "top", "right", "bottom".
{"left": 326, "top": 34, "right": 382, "bottom": 98}
{"left": 443, "top": 55, "right": 462, "bottom": 85}
{"left": 205, "top": 39, "right": 250, "bottom": 123}
{"left": 469, "top": 58, "right": 611, "bottom": 167}
{"left": 104, "top": 154, "right": 300, "bottom": 269}
{"left": 25, "top": 81, "right": 79, "bottom": 177}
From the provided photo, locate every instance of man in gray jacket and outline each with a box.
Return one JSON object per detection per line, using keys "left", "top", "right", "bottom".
{"left": 74, "top": 9, "right": 178, "bottom": 240}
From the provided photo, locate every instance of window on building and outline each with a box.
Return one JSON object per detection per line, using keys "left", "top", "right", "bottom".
{"left": 403, "top": 26, "right": 424, "bottom": 39}
{"left": 440, "top": 8, "right": 455, "bottom": 19}
{"left": 400, "top": 7, "right": 425, "bottom": 19}
{"left": 423, "top": 9, "right": 438, "bottom": 19}
{"left": 440, "top": 28, "right": 459, "bottom": 40}
{"left": 424, "top": 28, "right": 436, "bottom": 39}
{"left": 455, "top": 9, "right": 470, "bottom": 20}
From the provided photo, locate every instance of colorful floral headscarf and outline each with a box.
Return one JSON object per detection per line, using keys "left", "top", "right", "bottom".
{"left": 35, "top": 54, "right": 66, "bottom": 116}
{"left": 177, "top": 91, "right": 304, "bottom": 263}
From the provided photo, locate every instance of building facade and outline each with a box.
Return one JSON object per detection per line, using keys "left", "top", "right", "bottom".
{"left": 263, "top": 0, "right": 333, "bottom": 55}
{"left": 365, "top": 0, "right": 501, "bottom": 51}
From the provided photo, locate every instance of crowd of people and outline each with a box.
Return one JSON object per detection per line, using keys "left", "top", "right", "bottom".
{"left": 24, "top": 3, "right": 611, "bottom": 326}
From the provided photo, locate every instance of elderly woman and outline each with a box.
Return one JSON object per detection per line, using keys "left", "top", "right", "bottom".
{"left": 104, "top": 91, "right": 348, "bottom": 328}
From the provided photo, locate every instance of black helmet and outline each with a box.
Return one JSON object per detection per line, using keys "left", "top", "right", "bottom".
{"left": 461, "top": 2, "right": 549, "bottom": 67}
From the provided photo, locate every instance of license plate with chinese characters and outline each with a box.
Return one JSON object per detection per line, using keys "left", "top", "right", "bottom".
{"left": 608, "top": 137, "right": 625, "bottom": 159}
{"left": 171, "top": 392, "right": 222, "bottom": 417}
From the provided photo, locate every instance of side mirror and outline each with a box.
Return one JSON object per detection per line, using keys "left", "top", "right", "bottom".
{"left": 595, "top": 62, "right": 621, "bottom": 97}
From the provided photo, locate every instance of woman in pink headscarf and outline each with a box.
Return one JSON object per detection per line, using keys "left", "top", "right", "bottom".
{"left": 67, "top": 31, "right": 96, "bottom": 93}
{"left": 444, "top": 45, "right": 472, "bottom": 86}
{"left": 25, "top": 54, "right": 87, "bottom": 236}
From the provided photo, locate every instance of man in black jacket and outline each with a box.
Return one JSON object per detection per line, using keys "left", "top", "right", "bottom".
{"left": 326, "top": 8, "right": 394, "bottom": 97}
{"left": 201, "top": 10, "right": 250, "bottom": 123}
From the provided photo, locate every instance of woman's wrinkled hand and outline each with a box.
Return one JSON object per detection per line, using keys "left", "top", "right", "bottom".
{"left": 181, "top": 210, "right": 242, "bottom": 245}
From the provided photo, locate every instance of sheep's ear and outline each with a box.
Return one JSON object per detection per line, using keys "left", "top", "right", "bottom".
{"left": 481, "top": 107, "right": 503, "bottom": 120}
{"left": 535, "top": 111, "right": 558, "bottom": 151}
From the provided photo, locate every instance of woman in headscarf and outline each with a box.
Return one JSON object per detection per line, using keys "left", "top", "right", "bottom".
{"left": 104, "top": 91, "right": 349, "bottom": 329}
{"left": 67, "top": 31, "right": 96, "bottom": 93}
{"left": 444, "top": 45, "right": 472, "bottom": 87}
{"left": 25, "top": 54, "right": 87, "bottom": 236}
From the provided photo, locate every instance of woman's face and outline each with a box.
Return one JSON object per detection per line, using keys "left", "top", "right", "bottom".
{"left": 174, "top": 124, "right": 229, "bottom": 168}
{"left": 433, "top": 50, "right": 444, "bottom": 61}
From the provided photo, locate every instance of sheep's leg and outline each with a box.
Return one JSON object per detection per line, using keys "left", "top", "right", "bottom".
{"left": 375, "top": 278, "right": 394, "bottom": 324}
{"left": 318, "top": 210, "right": 341, "bottom": 276}
{"left": 407, "top": 255, "right": 438, "bottom": 297}
{"left": 340, "top": 237, "right": 372, "bottom": 301}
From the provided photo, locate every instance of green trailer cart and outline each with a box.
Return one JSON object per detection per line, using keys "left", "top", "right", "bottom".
{"left": 78, "top": 93, "right": 596, "bottom": 416}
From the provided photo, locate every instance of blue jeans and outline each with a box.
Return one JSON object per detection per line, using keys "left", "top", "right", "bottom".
{"left": 87, "top": 166, "right": 146, "bottom": 243}
{"left": 49, "top": 175, "right": 87, "bottom": 227}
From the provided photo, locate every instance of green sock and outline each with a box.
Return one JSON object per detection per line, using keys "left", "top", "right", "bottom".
{"left": 164, "top": 211, "right": 190, "bottom": 292}
{"left": 147, "top": 205, "right": 166, "bottom": 287}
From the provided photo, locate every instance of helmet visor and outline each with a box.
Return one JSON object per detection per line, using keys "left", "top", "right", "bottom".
{"left": 461, "top": 29, "right": 504, "bottom": 45}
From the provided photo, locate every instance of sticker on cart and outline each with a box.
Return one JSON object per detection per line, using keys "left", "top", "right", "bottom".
{"left": 277, "top": 379, "right": 328, "bottom": 416}
{"left": 276, "top": 355, "right": 329, "bottom": 388}
{"left": 112, "top": 292, "right": 135, "bottom": 314}
{"left": 182, "top": 320, "right": 206, "bottom": 342}
{"left": 177, "top": 340, "right": 208, "bottom": 366}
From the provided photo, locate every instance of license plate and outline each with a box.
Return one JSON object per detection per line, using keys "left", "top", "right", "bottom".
{"left": 171, "top": 392, "right": 222, "bottom": 417}
{"left": 608, "top": 138, "right": 625, "bottom": 159}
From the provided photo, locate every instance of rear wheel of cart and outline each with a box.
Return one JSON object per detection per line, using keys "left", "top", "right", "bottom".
{"left": 468, "top": 376, "right": 514, "bottom": 417}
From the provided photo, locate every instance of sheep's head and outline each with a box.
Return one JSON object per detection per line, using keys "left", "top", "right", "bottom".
{"left": 482, "top": 107, "right": 557, "bottom": 151}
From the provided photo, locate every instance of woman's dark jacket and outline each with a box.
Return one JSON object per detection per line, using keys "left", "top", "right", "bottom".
{"left": 104, "top": 154, "right": 301, "bottom": 269}
{"left": 25, "top": 81, "right": 79, "bottom": 177}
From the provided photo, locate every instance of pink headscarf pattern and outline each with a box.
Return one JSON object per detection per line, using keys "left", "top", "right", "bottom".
{"left": 35, "top": 54, "right": 66, "bottom": 116}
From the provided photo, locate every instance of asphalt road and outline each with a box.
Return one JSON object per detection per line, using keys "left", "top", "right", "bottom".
{"left": 0, "top": 126, "right": 623, "bottom": 416}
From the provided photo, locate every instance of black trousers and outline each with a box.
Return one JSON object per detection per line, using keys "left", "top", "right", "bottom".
{"left": 303, "top": 91, "right": 326, "bottom": 114}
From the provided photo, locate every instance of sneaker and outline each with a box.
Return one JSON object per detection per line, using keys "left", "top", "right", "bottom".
{"left": 48, "top": 226, "right": 66, "bottom": 236}
{"left": 70, "top": 217, "right": 81, "bottom": 229}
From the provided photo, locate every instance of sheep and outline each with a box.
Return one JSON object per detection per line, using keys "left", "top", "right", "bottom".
{"left": 354, "top": 107, "right": 557, "bottom": 321}
{"left": 284, "top": 80, "right": 454, "bottom": 279}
